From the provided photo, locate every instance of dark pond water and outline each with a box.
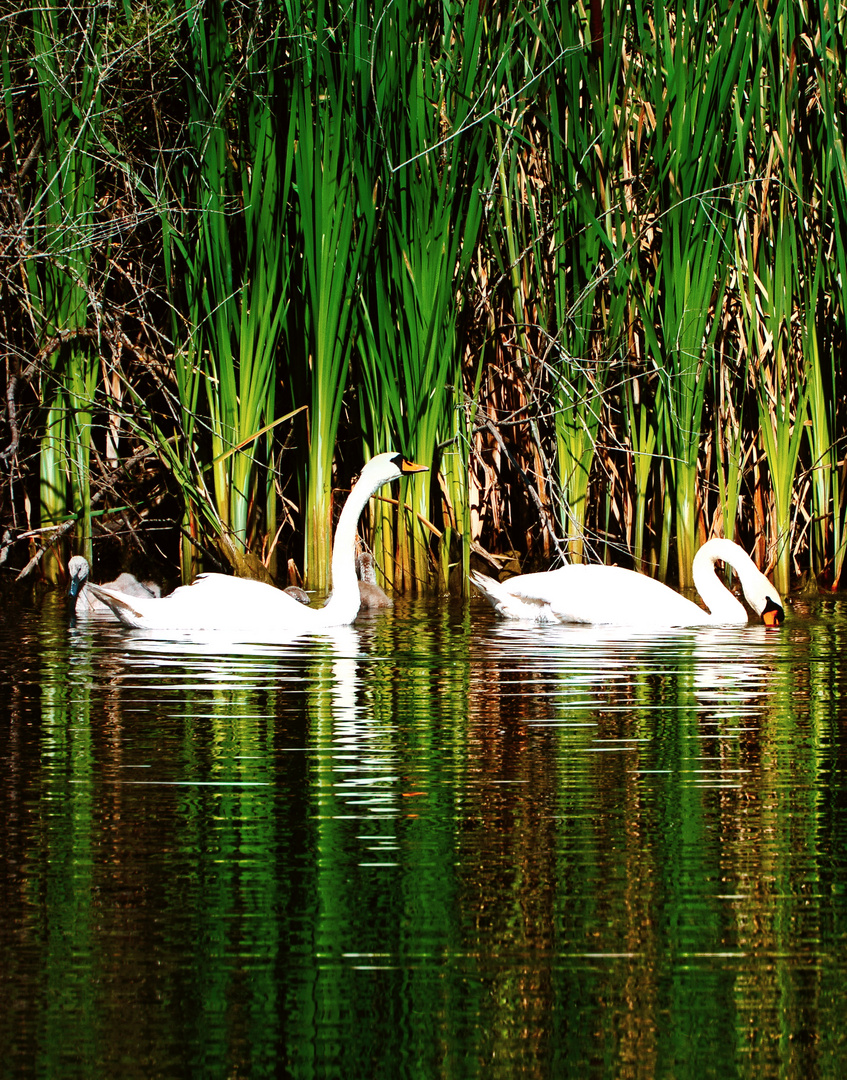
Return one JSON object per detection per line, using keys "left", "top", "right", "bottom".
{"left": 1, "top": 590, "right": 846, "bottom": 1078}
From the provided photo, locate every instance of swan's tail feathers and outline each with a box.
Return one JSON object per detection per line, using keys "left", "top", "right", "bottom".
{"left": 86, "top": 584, "right": 146, "bottom": 628}
{"left": 470, "top": 570, "right": 505, "bottom": 606}
{"left": 470, "top": 570, "right": 559, "bottom": 623}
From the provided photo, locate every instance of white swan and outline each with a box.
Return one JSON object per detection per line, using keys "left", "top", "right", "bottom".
{"left": 68, "top": 555, "right": 161, "bottom": 617}
{"left": 356, "top": 552, "right": 392, "bottom": 609}
{"left": 87, "top": 453, "right": 427, "bottom": 633}
{"left": 471, "top": 538, "right": 785, "bottom": 628}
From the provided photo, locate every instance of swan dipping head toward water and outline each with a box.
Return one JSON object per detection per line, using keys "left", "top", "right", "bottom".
{"left": 471, "top": 538, "right": 785, "bottom": 629}
{"left": 87, "top": 453, "right": 427, "bottom": 634}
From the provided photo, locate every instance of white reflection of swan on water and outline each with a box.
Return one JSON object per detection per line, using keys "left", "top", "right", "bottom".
{"left": 312, "top": 629, "right": 404, "bottom": 844}
{"left": 92, "top": 623, "right": 365, "bottom": 702}
{"left": 475, "top": 616, "right": 788, "bottom": 726}
{"left": 115, "top": 620, "right": 360, "bottom": 657}
{"left": 86, "top": 621, "right": 404, "bottom": 858}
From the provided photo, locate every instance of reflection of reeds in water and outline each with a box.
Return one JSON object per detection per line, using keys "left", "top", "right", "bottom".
{"left": 8, "top": 598, "right": 847, "bottom": 1073}
{"left": 4, "top": 1, "right": 847, "bottom": 592}
{"left": 465, "top": 617, "right": 820, "bottom": 1063}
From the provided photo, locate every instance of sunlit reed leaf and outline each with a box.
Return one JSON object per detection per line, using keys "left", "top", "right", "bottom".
{"left": 740, "top": 191, "right": 809, "bottom": 595}
{"left": 177, "top": 1, "right": 290, "bottom": 576}
{"left": 356, "top": 0, "right": 490, "bottom": 592}
{"left": 29, "top": 4, "right": 105, "bottom": 580}
{"left": 286, "top": 6, "right": 365, "bottom": 592}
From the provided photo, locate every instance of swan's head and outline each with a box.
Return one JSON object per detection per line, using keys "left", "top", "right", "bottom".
{"left": 360, "top": 452, "right": 429, "bottom": 487}
{"left": 748, "top": 579, "right": 785, "bottom": 627}
{"left": 760, "top": 596, "right": 784, "bottom": 628}
{"left": 67, "top": 555, "right": 91, "bottom": 599}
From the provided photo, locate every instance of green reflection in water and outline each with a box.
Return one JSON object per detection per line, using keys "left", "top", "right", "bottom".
{"left": 38, "top": 611, "right": 97, "bottom": 1078}
{"left": 1, "top": 597, "right": 847, "bottom": 1077}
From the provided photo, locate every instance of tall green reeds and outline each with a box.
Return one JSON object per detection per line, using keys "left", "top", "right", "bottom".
{"left": 634, "top": 0, "right": 751, "bottom": 586}
{"left": 537, "top": 2, "right": 629, "bottom": 563}
{"left": 733, "top": 1, "right": 812, "bottom": 595}
{"left": 29, "top": 5, "right": 103, "bottom": 578}
{"left": 739, "top": 193, "right": 808, "bottom": 596}
{"left": 183, "top": 1, "right": 290, "bottom": 576}
{"left": 802, "top": 265, "right": 835, "bottom": 583}
{"left": 806, "top": 2, "right": 847, "bottom": 586}
{"left": 3, "top": 0, "right": 847, "bottom": 594}
{"left": 641, "top": 213, "right": 725, "bottom": 587}
{"left": 712, "top": 350, "right": 746, "bottom": 548}
{"left": 356, "top": 0, "right": 491, "bottom": 592}
{"left": 154, "top": 185, "right": 207, "bottom": 580}
{"left": 287, "top": 9, "right": 364, "bottom": 592}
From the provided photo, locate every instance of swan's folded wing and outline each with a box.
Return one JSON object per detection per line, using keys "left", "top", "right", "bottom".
{"left": 498, "top": 565, "right": 710, "bottom": 627}
{"left": 470, "top": 570, "right": 561, "bottom": 622}
{"left": 91, "top": 574, "right": 319, "bottom": 632}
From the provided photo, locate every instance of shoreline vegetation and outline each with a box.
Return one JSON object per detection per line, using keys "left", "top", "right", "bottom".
{"left": 1, "top": 1, "right": 845, "bottom": 599}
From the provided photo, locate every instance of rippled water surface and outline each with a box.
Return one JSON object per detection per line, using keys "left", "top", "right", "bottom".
{"left": 2, "top": 591, "right": 847, "bottom": 1078}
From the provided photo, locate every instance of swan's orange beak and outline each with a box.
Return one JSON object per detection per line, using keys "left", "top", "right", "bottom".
{"left": 761, "top": 598, "right": 784, "bottom": 627}
{"left": 399, "top": 459, "right": 429, "bottom": 475}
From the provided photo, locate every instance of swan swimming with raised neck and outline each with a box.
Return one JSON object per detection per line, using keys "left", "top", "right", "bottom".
{"left": 471, "top": 538, "right": 785, "bottom": 628}
{"left": 68, "top": 555, "right": 161, "bottom": 617}
{"left": 88, "top": 453, "right": 427, "bottom": 634}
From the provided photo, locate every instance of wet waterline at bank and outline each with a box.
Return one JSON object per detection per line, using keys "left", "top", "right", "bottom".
{"left": 1, "top": 593, "right": 846, "bottom": 1078}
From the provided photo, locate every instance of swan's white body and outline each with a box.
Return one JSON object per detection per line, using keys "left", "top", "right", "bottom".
{"left": 471, "top": 539, "right": 784, "bottom": 628}
{"left": 68, "top": 555, "right": 161, "bottom": 617}
{"left": 88, "top": 453, "right": 426, "bottom": 634}
{"left": 356, "top": 552, "right": 392, "bottom": 609}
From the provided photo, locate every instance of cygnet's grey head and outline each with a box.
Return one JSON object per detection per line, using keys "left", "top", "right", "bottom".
{"left": 67, "top": 555, "right": 91, "bottom": 600}
{"left": 356, "top": 552, "right": 377, "bottom": 584}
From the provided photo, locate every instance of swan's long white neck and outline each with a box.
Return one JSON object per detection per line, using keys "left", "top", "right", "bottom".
{"left": 692, "top": 538, "right": 770, "bottom": 622}
{"left": 317, "top": 458, "right": 397, "bottom": 627}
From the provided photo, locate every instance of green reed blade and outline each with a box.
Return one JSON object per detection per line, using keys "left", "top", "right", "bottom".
{"left": 713, "top": 352, "right": 748, "bottom": 547}
{"left": 623, "top": 369, "right": 658, "bottom": 573}
{"left": 292, "top": 70, "right": 362, "bottom": 591}
{"left": 739, "top": 189, "right": 809, "bottom": 595}
{"left": 802, "top": 260, "right": 833, "bottom": 581}
{"left": 177, "top": 1, "right": 290, "bottom": 573}
{"left": 29, "top": 4, "right": 105, "bottom": 576}
{"left": 355, "top": 0, "right": 491, "bottom": 591}
{"left": 812, "top": 10, "right": 847, "bottom": 586}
